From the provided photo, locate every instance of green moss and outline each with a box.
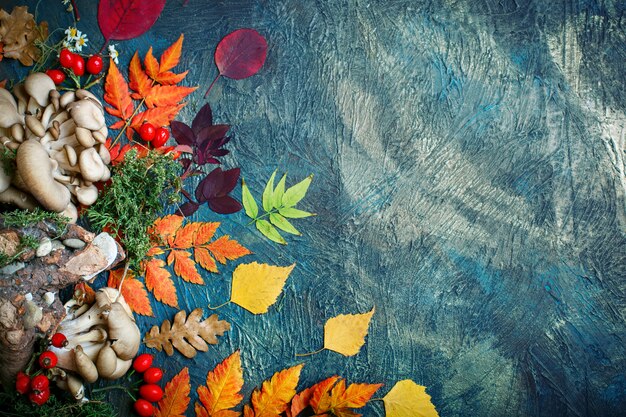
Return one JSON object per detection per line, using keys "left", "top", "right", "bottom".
{"left": 2, "top": 208, "right": 69, "bottom": 230}
{"left": 0, "top": 391, "right": 117, "bottom": 417}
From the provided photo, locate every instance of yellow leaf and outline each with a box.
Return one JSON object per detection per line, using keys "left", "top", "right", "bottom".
{"left": 230, "top": 262, "right": 295, "bottom": 314}
{"left": 251, "top": 364, "right": 304, "bottom": 417}
{"left": 155, "top": 367, "right": 191, "bottom": 417}
{"left": 383, "top": 380, "right": 439, "bottom": 417}
{"left": 323, "top": 307, "right": 375, "bottom": 356}
{"left": 196, "top": 351, "right": 244, "bottom": 416}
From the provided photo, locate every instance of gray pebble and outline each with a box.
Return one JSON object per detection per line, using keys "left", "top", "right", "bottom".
{"left": 0, "top": 262, "right": 25, "bottom": 275}
{"left": 62, "top": 238, "right": 86, "bottom": 249}
{"left": 36, "top": 238, "right": 52, "bottom": 257}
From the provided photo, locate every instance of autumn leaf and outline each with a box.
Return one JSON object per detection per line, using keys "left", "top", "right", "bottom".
{"left": 193, "top": 222, "right": 220, "bottom": 245}
{"left": 168, "top": 250, "right": 204, "bottom": 284}
{"left": 159, "top": 34, "right": 184, "bottom": 73}
{"left": 207, "top": 235, "right": 252, "bottom": 263}
{"left": 0, "top": 6, "right": 47, "bottom": 66}
{"left": 104, "top": 58, "right": 134, "bottom": 120}
{"left": 250, "top": 364, "right": 304, "bottom": 417}
{"left": 323, "top": 307, "right": 375, "bottom": 356}
{"left": 107, "top": 267, "right": 153, "bottom": 316}
{"left": 144, "top": 308, "right": 230, "bottom": 358}
{"left": 215, "top": 29, "right": 268, "bottom": 80}
{"left": 131, "top": 103, "right": 185, "bottom": 130}
{"left": 145, "top": 85, "right": 197, "bottom": 108}
{"left": 195, "top": 248, "right": 218, "bottom": 273}
{"left": 195, "top": 351, "right": 244, "bottom": 417}
{"left": 154, "top": 367, "right": 190, "bottom": 417}
{"left": 151, "top": 214, "right": 185, "bottom": 246}
{"left": 144, "top": 258, "right": 178, "bottom": 307}
{"left": 156, "top": 70, "right": 188, "bottom": 85}
{"left": 129, "top": 51, "right": 152, "bottom": 99}
{"left": 98, "top": 0, "right": 166, "bottom": 42}
{"left": 383, "top": 380, "right": 439, "bottom": 417}
{"left": 229, "top": 262, "right": 296, "bottom": 314}
{"left": 144, "top": 46, "right": 160, "bottom": 79}
{"left": 172, "top": 222, "right": 202, "bottom": 248}
{"left": 305, "top": 376, "right": 341, "bottom": 414}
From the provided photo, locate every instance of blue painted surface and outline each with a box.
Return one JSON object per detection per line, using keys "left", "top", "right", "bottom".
{"left": 1, "top": 0, "right": 625, "bottom": 416}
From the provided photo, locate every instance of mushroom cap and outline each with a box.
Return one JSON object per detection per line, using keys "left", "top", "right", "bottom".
{"left": 108, "top": 302, "right": 140, "bottom": 360}
{"left": 96, "top": 342, "right": 118, "bottom": 379}
{"left": 0, "top": 163, "right": 10, "bottom": 193}
{"left": 0, "top": 88, "right": 17, "bottom": 109}
{"left": 76, "top": 184, "right": 98, "bottom": 206}
{"left": 59, "top": 202, "right": 78, "bottom": 223}
{"left": 24, "top": 72, "right": 56, "bottom": 107}
{"left": 79, "top": 148, "right": 106, "bottom": 182}
{"left": 70, "top": 99, "right": 105, "bottom": 131}
{"left": 0, "top": 98, "right": 22, "bottom": 128}
{"left": 75, "top": 127, "right": 96, "bottom": 148}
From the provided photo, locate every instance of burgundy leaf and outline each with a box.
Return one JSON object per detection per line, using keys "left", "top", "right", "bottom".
{"left": 208, "top": 196, "right": 242, "bottom": 214}
{"left": 192, "top": 103, "right": 213, "bottom": 134}
{"left": 215, "top": 29, "right": 268, "bottom": 80}
{"left": 170, "top": 121, "right": 194, "bottom": 146}
{"left": 196, "top": 168, "right": 224, "bottom": 201}
{"left": 176, "top": 201, "right": 200, "bottom": 217}
{"left": 98, "top": 0, "right": 166, "bottom": 42}
{"left": 210, "top": 149, "right": 230, "bottom": 157}
{"left": 196, "top": 124, "right": 230, "bottom": 147}
{"left": 218, "top": 168, "right": 240, "bottom": 195}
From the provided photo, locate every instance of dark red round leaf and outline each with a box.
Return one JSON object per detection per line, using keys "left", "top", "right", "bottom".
{"left": 218, "top": 168, "right": 241, "bottom": 195}
{"left": 176, "top": 201, "right": 200, "bottom": 217}
{"left": 196, "top": 168, "right": 224, "bottom": 201}
{"left": 98, "top": 0, "right": 167, "bottom": 42}
{"left": 215, "top": 29, "right": 268, "bottom": 80}
{"left": 192, "top": 103, "right": 213, "bottom": 135}
{"left": 208, "top": 196, "right": 242, "bottom": 214}
{"left": 170, "top": 121, "right": 195, "bottom": 147}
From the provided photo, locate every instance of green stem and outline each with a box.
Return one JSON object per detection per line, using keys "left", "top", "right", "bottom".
{"left": 92, "top": 385, "right": 127, "bottom": 393}
{"left": 248, "top": 208, "right": 280, "bottom": 225}
{"left": 295, "top": 347, "right": 325, "bottom": 357}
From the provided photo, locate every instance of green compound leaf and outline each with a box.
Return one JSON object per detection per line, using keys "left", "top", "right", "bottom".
{"left": 269, "top": 213, "right": 301, "bottom": 235}
{"left": 262, "top": 170, "right": 277, "bottom": 211}
{"left": 282, "top": 174, "right": 313, "bottom": 207}
{"left": 256, "top": 219, "right": 286, "bottom": 244}
{"left": 241, "top": 179, "right": 258, "bottom": 218}
{"left": 278, "top": 207, "right": 315, "bottom": 219}
{"left": 272, "top": 173, "right": 287, "bottom": 209}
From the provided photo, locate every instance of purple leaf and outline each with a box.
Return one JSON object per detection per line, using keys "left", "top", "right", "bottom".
{"left": 176, "top": 201, "right": 200, "bottom": 217}
{"left": 214, "top": 29, "right": 268, "bottom": 80}
{"left": 170, "top": 121, "right": 194, "bottom": 147}
{"left": 208, "top": 196, "right": 242, "bottom": 214}
{"left": 210, "top": 149, "right": 230, "bottom": 157}
{"left": 192, "top": 103, "right": 213, "bottom": 135}
{"left": 196, "top": 124, "right": 230, "bottom": 147}
{"left": 218, "top": 167, "right": 240, "bottom": 195}
{"left": 196, "top": 168, "right": 224, "bottom": 201}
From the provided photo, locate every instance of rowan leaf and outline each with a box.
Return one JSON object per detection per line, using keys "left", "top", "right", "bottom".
{"left": 195, "top": 351, "right": 244, "bottom": 416}
{"left": 173, "top": 222, "right": 201, "bottom": 249}
{"left": 168, "top": 250, "right": 203, "bottom": 284}
{"left": 269, "top": 213, "right": 300, "bottom": 236}
{"left": 155, "top": 70, "right": 188, "bottom": 85}
{"left": 206, "top": 235, "right": 252, "bottom": 264}
{"left": 278, "top": 207, "right": 315, "bottom": 219}
{"left": 144, "top": 258, "right": 178, "bottom": 307}
{"left": 262, "top": 170, "right": 276, "bottom": 211}
{"left": 155, "top": 367, "right": 190, "bottom": 417}
{"left": 151, "top": 215, "right": 185, "bottom": 246}
{"left": 107, "top": 267, "right": 153, "bottom": 316}
{"left": 282, "top": 175, "right": 313, "bottom": 207}
{"left": 132, "top": 103, "right": 186, "bottom": 130}
{"left": 195, "top": 247, "right": 218, "bottom": 273}
{"left": 129, "top": 51, "right": 152, "bottom": 99}
{"left": 272, "top": 174, "right": 287, "bottom": 208}
{"left": 256, "top": 219, "right": 286, "bottom": 245}
{"left": 144, "top": 308, "right": 230, "bottom": 358}
{"left": 145, "top": 46, "right": 160, "bottom": 79}
{"left": 193, "top": 222, "right": 220, "bottom": 245}
{"left": 230, "top": 262, "right": 295, "bottom": 314}
{"left": 383, "top": 380, "right": 439, "bottom": 417}
{"left": 241, "top": 179, "right": 258, "bottom": 219}
{"left": 104, "top": 58, "right": 134, "bottom": 120}
{"left": 250, "top": 364, "right": 304, "bottom": 417}
{"left": 324, "top": 307, "right": 375, "bottom": 356}
{"left": 159, "top": 34, "right": 184, "bottom": 73}
{"left": 145, "top": 85, "right": 197, "bottom": 108}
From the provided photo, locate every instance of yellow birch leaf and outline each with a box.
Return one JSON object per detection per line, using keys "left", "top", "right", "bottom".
{"left": 230, "top": 262, "right": 295, "bottom": 314}
{"left": 383, "top": 380, "right": 439, "bottom": 417}
{"left": 323, "top": 307, "right": 375, "bottom": 356}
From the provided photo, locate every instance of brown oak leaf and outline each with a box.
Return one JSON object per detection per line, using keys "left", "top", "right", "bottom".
{"left": 0, "top": 6, "right": 47, "bottom": 66}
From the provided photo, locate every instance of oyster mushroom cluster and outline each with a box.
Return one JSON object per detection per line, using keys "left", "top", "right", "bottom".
{"left": 0, "top": 72, "right": 111, "bottom": 222}
{"left": 48, "top": 287, "right": 140, "bottom": 400}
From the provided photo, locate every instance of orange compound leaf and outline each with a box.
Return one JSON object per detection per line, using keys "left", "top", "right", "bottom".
{"left": 302, "top": 376, "right": 341, "bottom": 415}
{"left": 131, "top": 103, "right": 185, "bottom": 130}
{"left": 243, "top": 405, "right": 255, "bottom": 417}
{"left": 151, "top": 215, "right": 184, "bottom": 246}
{"left": 144, "top": 46, "right": 160, "bottom": 79}
{"left": 250, "top": 364, "right": 304, "bottom": 417}
{"left": 193, "top": 222, "right": 220, "bottom": 245}
{"left": 147, "top": 246, "right": 165, "bottom": 256}
{"left": 104, "top": 58, "right": 134, "bottom": 121}
{"left": 155, "top": 367, "right": 191, "bottom": 417}
{"left": 144, "top": 85, "right": 198, "bottom": 109}
{"left": 144, "top": 258, "right": 178, "bottom": 307}
{"left": 155, "top": 70, "right": 188, "bottom": 85}
{"left": 129, "top": 51, "right": 152, "bottom": 99}
{"left": 334, "top": 382, "right": 383, "bottom": 408}
{"left": 194, "top": 247, "right": 218, "bottom": 273}
{"left": 109, "top": 120, "right": 126, "bottom": 129}
{"left": 107, "top": 267, "right": 153, "bottom": 316}
{"left": 206, "top": 235, "right": 252, "bottom": 264}
{"left": 195, "top": 351, "right": 244, "bottom": 417}
{"left": 172, "top": 222, "right": 202, "bottom": 249}
{"left": 168, "top": 250, "right": 204, "bottom": 284}
{"left": 159, "top": 34, "right": 184, "bottom": 73}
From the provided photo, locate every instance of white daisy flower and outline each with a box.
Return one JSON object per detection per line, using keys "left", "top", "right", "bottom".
{"left": 62, "top": 0, "right": 71, "bottom": 4}
{"left": 74, "top": 33, "right": 88, "bottom": 52}
{"left": 64, "top": 27, "right": 80, "bottom": 41}
{"left": 62, "top": 39, "right": 76, "bottom": 52}
{"left": 108, "top": 44, "right": 119, "bottom": 64}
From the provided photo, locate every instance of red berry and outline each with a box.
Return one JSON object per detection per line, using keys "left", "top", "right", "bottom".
{"left": 133, "top": 398, "right": 154, "bottom": 417}
{"left": 59, "top": 49, "right": 74, "bottom": 68}
{"left": 15, "top": 372, "right": 30, "bottom": 394}
{"left": 50, "top": 332, "right": 68, "bottom": 348}
{"left": 152, "top": 127, "right": 170, "bottom": 148}
{"left": 29, "top": 388, "right": 50, "bottom": 406}
{"left": 139, "top": 384, "right": 164, "bottom": 402}
{"left": 139, "top": 123, "right": 156, "bottom": 142}
{"left": 72, "top": 55, "right": 85, "bottom": 76}
{"left": 133, "top": 353, "right": 153, "bottom": 373}
{"left": 143, "top": 367, "right": 163, "bottom": 384}
{"left": 86, "top": 55, "right": 104, "bottom": 75}
{"left": 30, "top": 374, "right": 49, "bottom": 392}
{"left": 38, "top": 351, "right": 58, "bottom": 369}
{"left": 45, "top": 69, "right": 65, "bottom": 85}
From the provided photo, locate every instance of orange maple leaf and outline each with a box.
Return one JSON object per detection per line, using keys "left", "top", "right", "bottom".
{"left": 159, "top": 34, "right": 184, "bottom": 73}
{"left": 129, "top": 51, "right": 153, "bottom": 100}
{"left": 104, "top": 58, "right": 134, "bottom": 121}
{"left": 144, "top": 85, "right": 198, "bottom": 108}
{"left": 107, "top": 267, "right": 153, "bottom": 316}
{"left": 155, "top": 70, "right": 188, "bottom": 85}
{"left": 295, "top": 376, "right": 340, "bottom": 416}
{"left": 167, "top": 250, "right": 203, "bottom": 284}
{"left": 131, "top": 103, "right": 186, "bottom": 130}
{"left": 195, "top": 351, "right": 244, "bottom": 417}
{"left": 172, "top": 222, "right": 202, "bottom": 249}
{"left": 144, "top": 258, "right": 178, "bottom": 307}
{"left": 193, "top": 222, "right": 220, "bottom": 245}
{"left": 194, "top": 247, "right": 218, "bottom": 273}
{"left": 151, "top": 215, "right": 185, "bottom": 246}
{"left": 155, "top": 367, "right": 191, "bottom": 417}
{"left": 144, "top": 46, "right": 160, "bottom": 79}
{"left": 313, "top": 379, "right": 382, "bottom": 415}
{"left": 250, "top": 364, "right": 304, "bottom": 417}
{"left": 207, "top": 235, "right": 252, "bottom": 264}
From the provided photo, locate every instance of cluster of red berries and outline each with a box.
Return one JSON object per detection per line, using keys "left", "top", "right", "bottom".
{"left": 138, "top": 122, "right": 170, "bottom": 148}
{"left": 132, "top": 353, "right": 164, "bottom": 416}
{"left": 45, "top": 48, "right": 104, "bottom": 86}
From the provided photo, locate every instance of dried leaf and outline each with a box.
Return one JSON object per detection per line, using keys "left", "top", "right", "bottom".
{"left": 104, "top": 59, "right": 134, "bottom": 120}
{"left": 250, "top": 364, "right": 304, "bottom": 417}
{"left": 195, "top": 247, "right": 218, "bottom": 273}
{"left": 98, "top": 0, "right": 166, "bottom": 42}
{"left": 330, "top": 381, "right": 382, "bottom": 409}
{"left": 155, "top": 367, "right": 191, "bottom": 417}
{"left": 195, "top": 351, "right": 244, "bottom": 416}
{"left": 206, "top": 235, "right": 252, "bottom": 263}
{"left": 168, "top": 250, "right": 203, "bottom": 284}
{"left": 131, "top": 103, "right": 185, "bottom": 130}
{"left": 144, "top": 258, "right": 178, "bottom": 307}
{"left": 107, "top": 267, "right": 153, "bottom": 316}
{"left": 129, "top": 51, "right": 152, "bottom": 99}
{"left": 215, "top": 29, "right": 268, "bottom": 80}
{"left": 159, "top": 34, "right": 184, "bottom": 73}
{"left": 151, "top": 214, "right": 185, "bottom": 246}
{"left": 0, "top": 6, "right": 48, "bottom": 66}
{"left": 193, "top": 222, "right": 220, "bottom": 245}
{"left": 324, "top": 308, "right": 375, "bottom": 356}
{"left": 306, "top": 376, "right": 341, "bottom": 414}
{"left": 230, "top": 262, "right": 295, "bottom": 314}
{"left": 144, "top": 308, "right": 230, "bottom": 358}
{"left": 172, "top": 222, "right": 202, "bottom": 249}
{"left": 145, "top": 85, "right": 197, "bottom": 108}
{"left": 144, "top": 46, "right": 161, "bottom": 80}
{"left": 383, "top": 380, "right": 439, "bottom": 417}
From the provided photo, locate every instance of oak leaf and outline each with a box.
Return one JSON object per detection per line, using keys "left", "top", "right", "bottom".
{"left": 324, "top": 307, "right": 375, "bottom": 356}
{"left": 129, "top": 51, "right": 152, "bottom": 99}
{"left": 250, "top": 364, "right": 304, "bottom": 417}
{"left": 167, "top": 249, "right": 204, "bottom": 284}
{"left": 144, "top": 258, "right": 178, "bottom": 307}
{"left": 104, "top": 59, "right": 135, "bottom": 121}
{"left": 144, "top": 308, "right": 230, "bottom": 358}
{"left": 383, "top": 380, "right": 439, "bottom": 417}
{"left": 230, "top": 262, "right": 295, "bottom": 314}
{"left": 195, "top": 351, "right": 244, "bottom": 417}
{"left": 107, "top": 267, "right": 153, "bottom": 316}
{"left": 0, "top": 6, "right": 47, "bottom": 66}
{"left": 155, "top": 367, "right": 191, "bottom": 417}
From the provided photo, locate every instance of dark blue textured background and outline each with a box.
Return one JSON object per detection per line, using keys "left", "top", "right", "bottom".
{"left": 1, "top": 1, "right": 625, "bottom": 416}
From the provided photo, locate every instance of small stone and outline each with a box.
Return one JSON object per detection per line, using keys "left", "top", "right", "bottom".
{"left": 23, "top": 300, "right": 42, "bottom": 330}
{"left": 62, "top": 238, "right": 86, "bottom": 249}
{"left": 51, "top": 241, "right": 65, "bottom": 252}
{"left": 36, "top": 238, "right": 52, "bottom": 257}
{"left": 0, "top": 262, "right": 25, "bottom": 275}
{"left": 43, "top": 292, "right": 55, "bottom": 306}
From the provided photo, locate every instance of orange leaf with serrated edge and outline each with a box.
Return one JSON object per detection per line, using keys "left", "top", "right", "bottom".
{"left": 250, "top": 364, "right": 304, "bottom": 417}
{"left": 168, "top": 250, "right": 203, "bottom": 284}
{"left": 155, "top": 367, "right": 190, "bottom": 417}
{"left": 305, "top": 376, "right": 341, "bottom": 414}
{"left": 147, "top": 246, "right": 164, "bottom": 256}
{"left": 195, "top": 247, "right": 218, "bottom": 273}
{"left": 144, "top": 85, "right": 197, "bottom": 108}
{"left": 129, "top": 51, "right": 152, "bottom": 99}
{"left": 144, "top": 258, "right": 178, "bottom": 307}
{"left": 159, "top": 34, "right": 184, "bottom": 73}
{"left": 151, "top": 215, "right": 184, "bottom": 246}
{"left": 110, "top": 120, "right": 125, "bottom": 129}
{"left": 131, "top": 103, "right": 185, "bottom": 129}
{"left": 155, "top": 70, "right": 188, "bottom": 85}
{"left": 195, "top": 351, "right": 244, "bottom": 417}
{"left": 315, "top": 379, "right": 382, "bottom": 415}
{"left": 207, "top": 235, "right": 252, "bottom": 264}
{"left": 108, "top": 268, "right": 153, "bottom": 316}
{"left": 194, "top": 222, "right": 220, "bottom": 245}
{"left": 145, "top": 46, "right": 160, "bottom": 79}
{"left": 104, "top": 58, "right": 134, "bottom": 120}
{"left": 243, "top": 405, "right": 254, "bottom": 417}
{"left": 172, "top": 222, "right": 202, "bottom": 249}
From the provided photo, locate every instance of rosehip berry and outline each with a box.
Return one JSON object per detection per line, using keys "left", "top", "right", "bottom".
{"left": 59, "top": 49, "right": 74, "bottom": 68}
{"left": 38, "top": 351, "right": 58, "bottom": 369}
{"left": 139, "top": 123, "right": 156, "bottom": 142}
{"left": 152, "top": 127, "right": 170, "bottom": 148}
{"left": 86, "top": 55, "right": 104, "bottom": 75}
{"left": 132, "top": 353, "right": 153, "bottom": 373}
{"left": 45, "top": 69, "right": 65, "bottom": 85}
{"left": 30, "top": 374, "right": 49, "bottom": 392}
{"left": 72, "top": 55, "right": 85, "bottom": 76}
{"left": 133, "top": 398, "right": 154, "bottom": 417}
{"left": 139, "top": 384, "right": 164, "bottom": 402}
{"left": 143, "top": 367, "right": 163, "bottom": 384}
{"left": 15, "top": 372, "right": 30, "bottom": 394}
{"left": 29, "top": 388, "right": 50, "bottom": 406}
{"left": 50, "top": 332, "right": 68, "bottom": 348}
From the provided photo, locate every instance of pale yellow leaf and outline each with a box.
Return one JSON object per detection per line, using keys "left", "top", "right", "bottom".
{"left": 230, "top": 262, "right": 295, "bottom": 314}
{"left": 383, "top": 380, "right": 439, "bottom": 417}
{"left": 323, "top": 307, "right": 375, "bottom": 356}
